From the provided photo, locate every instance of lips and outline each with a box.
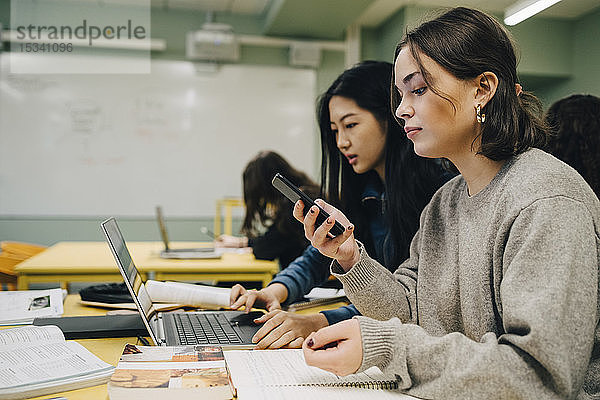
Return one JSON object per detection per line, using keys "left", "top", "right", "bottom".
{"left": 404, "top": 126, "right": 422, "bottom": 140}
{"left": 345, "top": 154, "right": 358, "bottom": 165}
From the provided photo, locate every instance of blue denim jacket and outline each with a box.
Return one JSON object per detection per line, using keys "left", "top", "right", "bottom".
{"left": 270, "top": 176, "right": 393, "bottom": 325}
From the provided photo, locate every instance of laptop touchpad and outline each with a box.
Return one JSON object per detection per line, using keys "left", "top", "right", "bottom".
{"left": 229, "top": 311, "right": 264, "bottom": 325}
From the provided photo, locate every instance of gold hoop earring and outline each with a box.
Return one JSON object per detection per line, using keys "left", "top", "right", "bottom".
{"left": 476, "top": 104, "right": 486, "bottom": 123}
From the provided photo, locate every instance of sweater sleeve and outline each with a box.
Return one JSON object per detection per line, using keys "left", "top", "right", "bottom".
{"left": 331, "top": 235, "right": 419, "bottom": 324}
{"left": 339, "top": 197, "right": 599, "bottom": 399}
{"left": 269, "top": 245, "right": 332, "bottom": 305}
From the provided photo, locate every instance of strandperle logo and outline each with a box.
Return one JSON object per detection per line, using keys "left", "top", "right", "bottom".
{"left": 15, "top": 19, "right": 147, "bottom": 46}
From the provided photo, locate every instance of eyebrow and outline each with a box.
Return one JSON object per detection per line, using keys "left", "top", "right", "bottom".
{"left": 330, "top": 112, "right": 357, "bottom": 124}
{"left": 402, "top": 71, "right": 420, "bottom": 84}
{"left": 394, "top": 71, "right": 420, "bottom": 92}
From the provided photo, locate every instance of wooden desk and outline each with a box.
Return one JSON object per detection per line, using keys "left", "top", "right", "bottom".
{"left": 15, "top": 241, "right": 279, "bottom": 290}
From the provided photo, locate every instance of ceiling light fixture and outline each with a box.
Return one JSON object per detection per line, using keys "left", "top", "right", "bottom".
{"left": 504, "top": 0, "right": 563, "bottom": 26}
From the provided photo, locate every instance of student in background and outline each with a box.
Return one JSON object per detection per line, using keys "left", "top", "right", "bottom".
{"left": 229, "top": 61, "right": 449, "bottom": 349}
{"left": 299, "top": 8, "right": 599, "bottom": 399}
{"left": 544, "top": 94, "right": 600, "bottom": 197}
{"left": 216, "top": 150, "right": 318, "bottom": 271}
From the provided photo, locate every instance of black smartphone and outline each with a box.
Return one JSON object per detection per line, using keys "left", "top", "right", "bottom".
{"left": 272, "top": 173, "right": 345, "bottom": 237}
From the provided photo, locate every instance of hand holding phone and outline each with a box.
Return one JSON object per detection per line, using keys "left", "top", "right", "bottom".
{"left": 272, "top": 173, "right": 345, "bottom": 237}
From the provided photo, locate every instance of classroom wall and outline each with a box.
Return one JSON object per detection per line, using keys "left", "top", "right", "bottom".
{"left": 0, "top": 1, "right": 344, "bottom": 245}
{"left": 0, "top": 216, "right": 229, "bottom": 246}
{"left": 149, "top": 6, "right": 347, "bottom": 97}
{"left": 534, "top": 6, "right": 600, "bottom": 104}
{"left": 359, "top": 4, "right": 594, "bottom": 105}
{"left": 0, "top": 0, "right": 8, "bottom": 29}
{"left": 2, "top": 2, "right": 599, "bottom": 246}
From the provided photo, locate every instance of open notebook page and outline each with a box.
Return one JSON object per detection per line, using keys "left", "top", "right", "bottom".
{"left": 225, "top": 349, "right": 397, "bottom": 388}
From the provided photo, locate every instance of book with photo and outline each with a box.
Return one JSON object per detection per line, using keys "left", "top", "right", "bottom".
{"left": 0, "top": 325, "right": 115, "bottom": 400}
{"left": 0, "top": 288, "right": 66, "bottom": 325}
{"left": 108, "top": 344, "right": 232, "bottom": 400}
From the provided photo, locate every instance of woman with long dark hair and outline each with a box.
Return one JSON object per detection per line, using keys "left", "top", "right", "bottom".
{"left": 229, "top": 61, "right": 449, "bottom": 349}
{"left": 300, "top": 8, "right": 599, "bottom": 399}
{"left": 216, "top": 150, "right": 318, "bottom": 271}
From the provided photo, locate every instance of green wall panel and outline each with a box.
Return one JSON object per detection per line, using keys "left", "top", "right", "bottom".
{"left": 535, "top": 6, "right": 600, "bottom": 105}
{"left": 0, "top": 216, "right": 239, "bottom": 246}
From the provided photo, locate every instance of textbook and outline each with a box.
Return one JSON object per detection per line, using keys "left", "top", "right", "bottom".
{"left": 0, "top": 325, "right": 115, "bottom": 400}
{"left": 0, "top": 288, "right": 66, "bottom": 325}
{"left": 224, "top": 349, "right": 417, "bottom": 399}
{"left": 287, "top": 288, "right": 347, "bottom": 311}
{"left": 145, "top": 280, "right": 231, "bottom": 309}
{"left": 107, "top": 344, "right": 231, "bottom": 400}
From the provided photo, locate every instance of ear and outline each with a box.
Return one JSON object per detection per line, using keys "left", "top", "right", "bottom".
{"left": 474, "top": 72, "right": 498, "bottom": 108}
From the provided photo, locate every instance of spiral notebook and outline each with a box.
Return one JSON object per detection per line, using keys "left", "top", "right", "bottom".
{"left": 224, "top": 349, "right": 416, "bottom": 399}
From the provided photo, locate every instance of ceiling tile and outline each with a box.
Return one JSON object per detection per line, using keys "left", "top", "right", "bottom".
{"left": 264, "top": 0, "right": 374, "bottom": 40}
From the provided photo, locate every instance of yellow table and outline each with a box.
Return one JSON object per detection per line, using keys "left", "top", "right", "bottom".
{"left": 15, "top": 241, "right": 279, "bottom": 290}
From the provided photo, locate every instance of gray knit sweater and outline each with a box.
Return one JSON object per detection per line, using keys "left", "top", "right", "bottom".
{"left": 332, "top": 149, "right": 600, "bottom": 400}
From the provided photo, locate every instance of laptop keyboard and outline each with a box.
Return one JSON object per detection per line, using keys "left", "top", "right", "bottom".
{"left": 173, "top": 313, "right": 243, "bottom": 345}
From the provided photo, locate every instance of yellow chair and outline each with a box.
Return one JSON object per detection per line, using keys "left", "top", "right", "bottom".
{"left": 213, "top": 197, "right": 245, "bottom": 237}
{"left": 0, "top": 241, "right": 47, "bottom": 290}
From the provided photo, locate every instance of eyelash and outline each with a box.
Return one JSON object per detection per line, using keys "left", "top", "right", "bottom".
{"left": 331, "top": 122, "right": 357, "bottom": 134}
{"left": 397, "top": 86, "right": 427, "bottom": 102}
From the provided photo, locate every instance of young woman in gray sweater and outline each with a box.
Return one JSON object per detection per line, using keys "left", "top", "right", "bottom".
{"left": 296, "top": 7, "right": 600, "bottom": 400}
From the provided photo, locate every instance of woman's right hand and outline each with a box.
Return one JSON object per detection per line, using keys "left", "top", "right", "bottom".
{"left": 293, "top": 199, "right": 360, "bottom": 271}
{"left": 303, "top": 319, "right": 363, "bottom": 376}
{"left": 229, "top": 283, "right": 288, "bottom": 312}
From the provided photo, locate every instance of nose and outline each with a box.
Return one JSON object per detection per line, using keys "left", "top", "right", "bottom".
{"left": 336, "top": 130, "right": 350, "bottom": 150}
{"left": 395, "top": 98, "right": 414, "bottom": 121}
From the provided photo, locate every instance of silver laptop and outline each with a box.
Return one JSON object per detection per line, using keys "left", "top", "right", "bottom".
{"left": 102, "top": 217, "right": 261, "bottom": 348}
{"left": 156, "top": 206, "right": 221, "bottom": 259}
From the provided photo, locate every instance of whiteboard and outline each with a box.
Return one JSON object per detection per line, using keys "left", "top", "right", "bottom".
{"left": 0, "top": 54, "right": 317, "bottom": 216}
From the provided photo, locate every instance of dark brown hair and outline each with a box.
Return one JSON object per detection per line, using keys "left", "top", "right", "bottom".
{"left": 391, "top": 7, "right": 548, "bottom": 162}
{"left": 240, "top": 151, "right": 318, "bottom": 238}
{"left": 545, "top": 94, "right": 600, "bottom": 197}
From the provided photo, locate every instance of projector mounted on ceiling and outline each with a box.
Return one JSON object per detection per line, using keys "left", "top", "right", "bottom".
{"left": 186, "top": 23, "right": 240, "bottom": 62}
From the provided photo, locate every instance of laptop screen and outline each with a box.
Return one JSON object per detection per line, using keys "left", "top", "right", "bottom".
{"left": 155, "top": 205, "right": 171, "bottom": 251}
{"left": 101, "top": 217, "right": 160, "bottom": 344}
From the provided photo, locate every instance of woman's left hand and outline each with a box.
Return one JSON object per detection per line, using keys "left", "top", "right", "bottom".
{"left": 293, "top": 199, "right": 360, "bottom": 270}
{"left": 302, "top": 319, "right": 363, "bottom": 376}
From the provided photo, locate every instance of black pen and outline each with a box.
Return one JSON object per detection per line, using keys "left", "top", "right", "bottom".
{"left": 137, "top": 336, "right": 150, "bottom": 346}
